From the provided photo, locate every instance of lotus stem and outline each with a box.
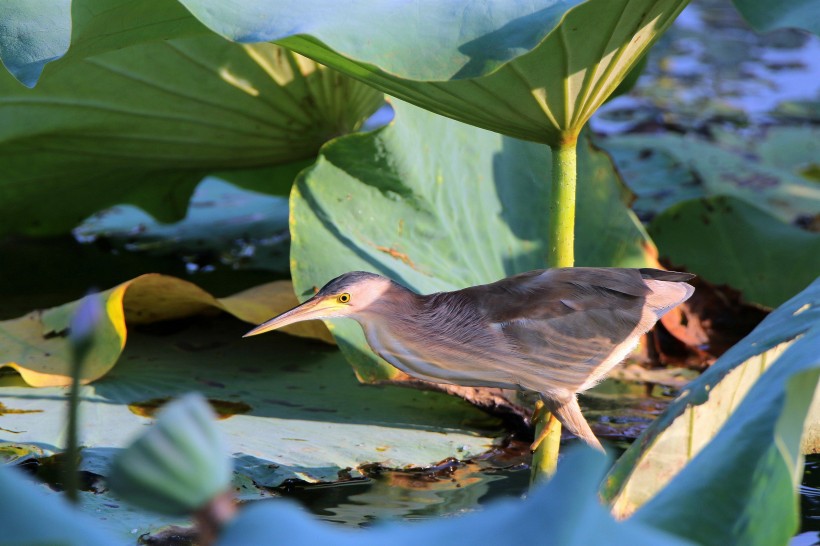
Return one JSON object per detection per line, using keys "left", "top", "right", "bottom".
{"left": 547, "top": 138, "right": 577, "bottom": 269}
{"left": 65, "top": 347, "right": 83, "bottom": 503}
{"left": 531, "top": 137, "right": 578, "bottom": 485}
{"left": 64, "top": 293, "right": 101, "bottom": 504}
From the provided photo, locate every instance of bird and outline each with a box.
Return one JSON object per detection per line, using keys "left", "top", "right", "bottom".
{"left": 244, "top": 268, "right": 695, "bottom": 452}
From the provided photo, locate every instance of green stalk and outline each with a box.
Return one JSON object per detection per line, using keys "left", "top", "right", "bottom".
{"left": 547, "top": 138, "right": 577, "bottom": 269}
{"left": 64, "top": 345, "right": 84, "bottom": 503}
{"left": 531, "top": 137, "right": 577, "bottom": 485}
{"left": 64, "top": 293, "right": 101, "bottom": 504}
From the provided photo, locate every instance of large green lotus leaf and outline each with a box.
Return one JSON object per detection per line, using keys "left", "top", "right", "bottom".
{"left": 603, "top": 278, "right": 820, "bottom": 529}
{"left": 731, "top": 0, "right": 820, "bottom": 35}
{"left": 632, "top": 302, "right": 820, "bottom": 546}
{"left": 0, "top": 0, "right": 214, "bottom": 87}
{"left": 649, "top": 196, "right": 820, "bottom": 308}
{"left": 176, "top": 0, "right": 688, "bottom": 145}
{"left": 0, "top": 35, "right": 382, "bottom": 236}
{"left": 0, "top": 274, "right": 332, "bottom": 387}
{"left": 218, "top": 449, "right": 692, "bottom": 546}
{"left": 0, "top": 318, "right": 501, "bottom": 489}
{"left": 598, "top": 133, "right": 820, "bottom": 223}
{"left": 290, "top": 100, "right": 655, "bottom": 382}
{"left": 0, "top": 0, "right": 71, "bottom": 88}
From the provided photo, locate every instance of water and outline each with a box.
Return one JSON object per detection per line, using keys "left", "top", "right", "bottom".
{"left": 275, "top": 442, "right": 531, "bottom": 526}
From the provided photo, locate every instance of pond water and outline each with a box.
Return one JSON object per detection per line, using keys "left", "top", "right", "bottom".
{"left": 276, "top": 441, "right": 532, "bottom": 526}
{"left": 796, "top": 456, "right": 820, "bottom": 545}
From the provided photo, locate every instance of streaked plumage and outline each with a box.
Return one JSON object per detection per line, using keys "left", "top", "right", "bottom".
{"left": 245, "top": 268, "right": 695, "bottom": 451}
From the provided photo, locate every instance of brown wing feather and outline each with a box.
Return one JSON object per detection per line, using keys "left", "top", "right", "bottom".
{"left": 461, "top": 268, "right": 693, "bottom": 398}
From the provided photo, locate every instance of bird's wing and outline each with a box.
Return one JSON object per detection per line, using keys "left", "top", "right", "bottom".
{"left": 468, "top": 268, "right": 690, "bottom": 397}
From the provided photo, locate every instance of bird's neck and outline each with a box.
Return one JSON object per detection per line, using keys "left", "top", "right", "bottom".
{"left": 355, "top": 280, "right": 424, "bottom": 322}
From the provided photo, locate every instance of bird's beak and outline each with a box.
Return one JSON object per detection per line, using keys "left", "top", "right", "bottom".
{"left": 242, "top": 296, "right": 339, "bottom": 338}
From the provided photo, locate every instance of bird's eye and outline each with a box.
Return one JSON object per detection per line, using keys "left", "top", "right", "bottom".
{"left": 338, "top": 293, "right": 351, "bottom": 303}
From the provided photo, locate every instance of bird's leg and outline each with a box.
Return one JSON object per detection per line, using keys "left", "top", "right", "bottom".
{"left": 530, "top": 407, "right": 559, "bottom": 452}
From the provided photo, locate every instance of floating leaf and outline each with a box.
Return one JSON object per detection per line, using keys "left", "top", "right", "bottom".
{"left": 0, "top": 275, "right": 332, "bottom": 387}
{"left": 598, "top": 132, "right": 820, "bottom": 223}
{"left": 0, "top": 317, "right": 501, "bottom": 492}
{"left": 649, "top": 196, "right": 820, "bottom": 308}
{"left": 290, "top": 100, "right": 656, "bottom": 382}
{"left": 0, "top": 35, "right": 381, "bottom": 235}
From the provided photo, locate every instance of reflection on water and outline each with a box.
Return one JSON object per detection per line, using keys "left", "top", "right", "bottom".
{"left": 274, "top": 442, "right": 531, "bottom": 526}
{"left": 798, "top": 455, "right": 820, "bottom": 545}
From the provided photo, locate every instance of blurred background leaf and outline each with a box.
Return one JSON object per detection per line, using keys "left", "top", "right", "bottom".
{"left": 731, "top": 0, "right": 820, "bottom": 35}
{"left": 649, "top": 196, "right": 820, "bottom": 308}
{"left": 598, "top": 132, "right": 820, "bottom": 224}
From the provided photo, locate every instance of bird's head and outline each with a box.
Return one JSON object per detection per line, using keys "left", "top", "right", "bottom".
{"left": 243, "top": 271, "right": 393, "bottom": 338}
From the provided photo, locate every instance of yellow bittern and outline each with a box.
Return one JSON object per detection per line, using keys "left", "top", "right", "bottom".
{"left": 244, "top": 268, "right": 694, "bottom": 451}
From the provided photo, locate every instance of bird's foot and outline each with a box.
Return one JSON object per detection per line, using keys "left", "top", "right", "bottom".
{"left": 530, "top": 399, "right": 547, "bottom": 424}
{"left": 530, "top": 412, "right": 559, "bottom": 453}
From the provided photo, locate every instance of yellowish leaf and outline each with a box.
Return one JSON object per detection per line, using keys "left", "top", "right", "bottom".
{"left": 0, "top": 274, "right": 332, "bottom": 387}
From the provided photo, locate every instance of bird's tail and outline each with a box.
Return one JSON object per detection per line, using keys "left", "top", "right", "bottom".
{"left": 548, "top": 396, "right": 604, "bottom": 453}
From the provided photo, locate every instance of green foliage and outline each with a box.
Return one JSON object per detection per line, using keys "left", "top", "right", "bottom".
{"left": 180, "top": 0, "right": 688, "bottom": 145}
{"left": 633, "top": 280, "right": 820, "bottom": 546}
{"left": 0, "top": 0, "right": 209, "bottom": 87}
{"left": 731, "top": 0, "right": 820, "bottom": 35}
{"left": 605, "top": 278, "right": 820, "bottom": 535}
{"left": 599, "top": 132, "right": 820, "bottom": 225}
{"left": 650, "top": 197, "right": 820, "bottom": 308}
{"left": 0, "top": 35, "right": 381, "bottom": 236}
{"left": 291, "top": 101, "right": 656, "bottom": 381}
{"left": 0, "top": 0, "right": 817, "bottom": 542}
